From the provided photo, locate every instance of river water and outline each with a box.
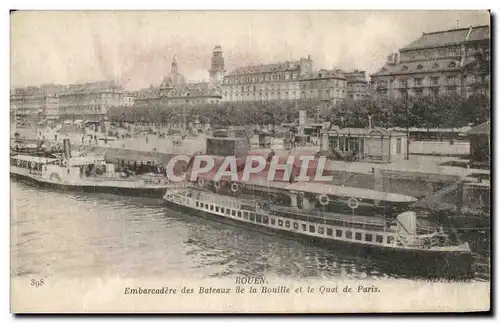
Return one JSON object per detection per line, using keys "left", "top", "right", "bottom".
{"left": 10, "top": 180, "right": 490, "bottom": 282}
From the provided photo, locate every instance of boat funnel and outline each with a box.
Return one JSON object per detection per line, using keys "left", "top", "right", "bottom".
{"left": 63, "top": 138, "right": 72, "bottom": 160}
{"left": 396, "top": 211, "right": 417, "bottom": 234}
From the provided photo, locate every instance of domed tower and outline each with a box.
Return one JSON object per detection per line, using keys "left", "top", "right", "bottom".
{"left": 209, "top": 45, "right": 226, "bottom": 84}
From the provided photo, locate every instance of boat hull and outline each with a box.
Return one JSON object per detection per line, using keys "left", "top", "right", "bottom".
{"left": 11, "top": 172, "right": 167, "bottom": 198}
{"left": 163, "top": 199, "right": 474, "bottom": 278}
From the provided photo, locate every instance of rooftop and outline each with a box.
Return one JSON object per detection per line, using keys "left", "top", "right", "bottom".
{"left": 371, "top": 58, "right": 461, "bottom": 76}
{"left": 401, "top": 25, "right": 490, "bottom": 51}
{"left": 229, "top": 57, "right": 311, "bottom": 76}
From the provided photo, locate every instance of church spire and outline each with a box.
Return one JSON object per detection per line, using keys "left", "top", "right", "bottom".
{"left": 171, "top": 55, "right": 178, "bottom": 73}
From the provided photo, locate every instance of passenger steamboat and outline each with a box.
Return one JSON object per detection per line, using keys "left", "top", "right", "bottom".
{"left": 10, "top": 139, "right": 172, "bottom": 197}
{"left": 163, "top": 176, "right": 473, "bottom": 276}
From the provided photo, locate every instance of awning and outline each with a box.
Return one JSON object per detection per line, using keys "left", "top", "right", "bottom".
{"left": 103, "top": 148, "right": 173, "bottom": 164}
{"left": 286, "top": 182, "right": 417, "bottom": 204}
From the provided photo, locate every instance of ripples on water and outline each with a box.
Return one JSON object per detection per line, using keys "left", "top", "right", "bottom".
{"left": 10, "top": 180, "right": 490, "bottom": 281}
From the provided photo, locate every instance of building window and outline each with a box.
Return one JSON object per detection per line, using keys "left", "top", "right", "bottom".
{"left": 431, "top": 77, "right": 439, "bottom": 85}
{"left": 416, "top": 64, "right": 423, "bottom": 70}
{"left": 414, "top": 78, "right": 423, "bottom": 86}
{"left": 238, "top": 211, "right": 242, "bottom": 218}
{"left": 302, "top": 224, "right": 307, "bottom": 231}
{"left": 401, "top": 65, "right": 408, "bottom": 71}
{"left": 355, "top": 232, "right": 362, "bottom": 240}
{"left": 346, "top": 231, "right": 352, "bottom": 239}
{"left": 327, "top": 228, "right": 333, "bottom": 236}
{"left": 318, "top": 227, "right": 325, "bottom": 235}
{"left": 431, "top": 88, "right": 440, "bottom": 96}
{"left": 309, "top": 225, "right": 315, "bottom": 233}
{"left": 365, "top": 234, "right": 373, "bottom": 242}
{"left": 387, "top": 236, "right": 394, "bottom": 244}
{"left": 210, "top": 205, "right": 214, "bottom": 211}
{"left": 263, "top": 216, "right": 269, "bottom": 224}
{"left": 336, "top": 230, "right": 342, "bottom": 237}
{"left": 271, "top": 218, "right": 276, "bottom": 225}
{"left": 396, "top": 138, "right": 402, "bottom": 154}
{"left": 415, "top": 88, "right": 423, "bottom": 96}
{"left": 376, "top": 235, "right": 384, "bottom": 243}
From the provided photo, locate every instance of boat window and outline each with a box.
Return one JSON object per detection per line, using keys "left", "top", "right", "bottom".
{"left": 318, "top": 227, "right": 325, "bottom": 235}
{"left": 376, "top": 235, "right": 383, "bottom": 243}
{"left": 263, "top": 216, "right": 269, "bottom": 224}
{"left": 226, "top": 208, "right": 231, "bottom": 215}
{"left": 256, "top": 214, "right": 262, "bottom": 223}
{"left": 355, "top": 233, "right": 362, "bottom": 240}
{"left": 346, "top": 231, "right": 352, "bottom": 239}
{"left": 309, "top": 225, "right": 315, "bottom": 233}
{"left": 285, "top": 221, "right": 290, "bottom": 228}
{"left": 232, "top": 210, "right": 236, "bottom": 216}
{"left": 278, "top": 219, "right": 283, "bottom": 226}
{"left": 387, "top": 236, "right": 394, "bottom": 244}
{"left": 200, "top": 202, "right": 203, "bottom": 208}
{"left": 243, "top": 211, "right": 248, "bottom": 219}
{"left": 215, "top": 206, "right": 219, "bottom": 212}
{"left": 205, "top": 204, "right": 209, "bottom": 210}
{"left": 271, "top": 218, "right": 276, "bottom": 225}
{"left": 293, "top": 222, "right": 299, "bottom": 230}
{"left": 302, "top": 224, "right": 307, "bottom": 231}
{"left": 210, "top": 205, "right": 214, "bottom": 211}
{"left": 220, "top": 207, "right": 224, "bottom": 213}
{"left": 365, "top": 234, "right": 373, "bottom": 242}
{"left": 238, "top": 211, "right": 242, "bottom": 218}
{"left": 249, "top": 213, "right": 255, "bottom": 221}
{"left": 327, "top": 228, "right": 333, "bottom": 236}
{"left": 336, "top": 230, "right": 342, "bottom": 237}
{"left": 196, "top": 202, "right": 199, "bottom": 207}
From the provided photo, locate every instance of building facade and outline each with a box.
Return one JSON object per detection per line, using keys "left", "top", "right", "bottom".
{"left": 122, "top": 92, "right": 135, "bottom": 107}
{"left": 221, "top": 56, "right": 313, "bottom": 102}
{"left": 221, "top": 57, "right": 350, "bottom": 104}
{"left": 10, "top": 84, "right": 66, "bottom": 125}
{"left": 299, "top": 69, "right": 347, "bottom": 105}
{"left": 344, "top": 70, "right": 370, "bottom": 101}
{"left": 58, "top": 81, "right": 124, "bottom": 121}
{"left": 370, "top": 25, "right": 490, "bottom": 100}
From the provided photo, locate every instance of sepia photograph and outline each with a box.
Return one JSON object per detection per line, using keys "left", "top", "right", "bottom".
{"left": 9, "top": 9, "right": 491, "bottom": 313}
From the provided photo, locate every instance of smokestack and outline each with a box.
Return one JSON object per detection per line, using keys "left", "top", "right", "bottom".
{"left": 63, "top": 138, "right": 72, "bottom": 160}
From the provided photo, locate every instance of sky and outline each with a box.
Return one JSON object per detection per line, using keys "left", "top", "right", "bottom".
{"left": 10, "top": 10, "right": 490, "bottom": 91}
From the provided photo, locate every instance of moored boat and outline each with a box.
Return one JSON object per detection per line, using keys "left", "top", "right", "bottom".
{"left": 10, "top": 139, "right": 173, "bottom": 198}
{"left": 163, "top": 181, "right": 473, "bottom": 277}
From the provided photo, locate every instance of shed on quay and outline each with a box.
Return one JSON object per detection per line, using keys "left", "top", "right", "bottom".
{"left": 320, "top": 127, "right": 408, "bottom": 163}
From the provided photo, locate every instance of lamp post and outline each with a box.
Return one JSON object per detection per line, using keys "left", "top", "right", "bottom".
{"left": 403, "top": 80, "right": 410, "bottom": 160}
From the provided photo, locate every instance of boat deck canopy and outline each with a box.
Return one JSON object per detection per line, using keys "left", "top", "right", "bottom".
{"left": 286, "top": 182, "right": 417, "bottom": 203}
{"left": 12, "top": 155, "right": 58, "bottom": 164}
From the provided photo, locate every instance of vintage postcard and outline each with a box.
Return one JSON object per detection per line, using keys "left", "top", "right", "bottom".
{"left": 10, "top": 10, "right": 491, "bottom": 313}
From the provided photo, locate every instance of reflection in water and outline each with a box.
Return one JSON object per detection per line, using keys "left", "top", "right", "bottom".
{"left": 11, "top": 180, "right": 490, "bottom": 281}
